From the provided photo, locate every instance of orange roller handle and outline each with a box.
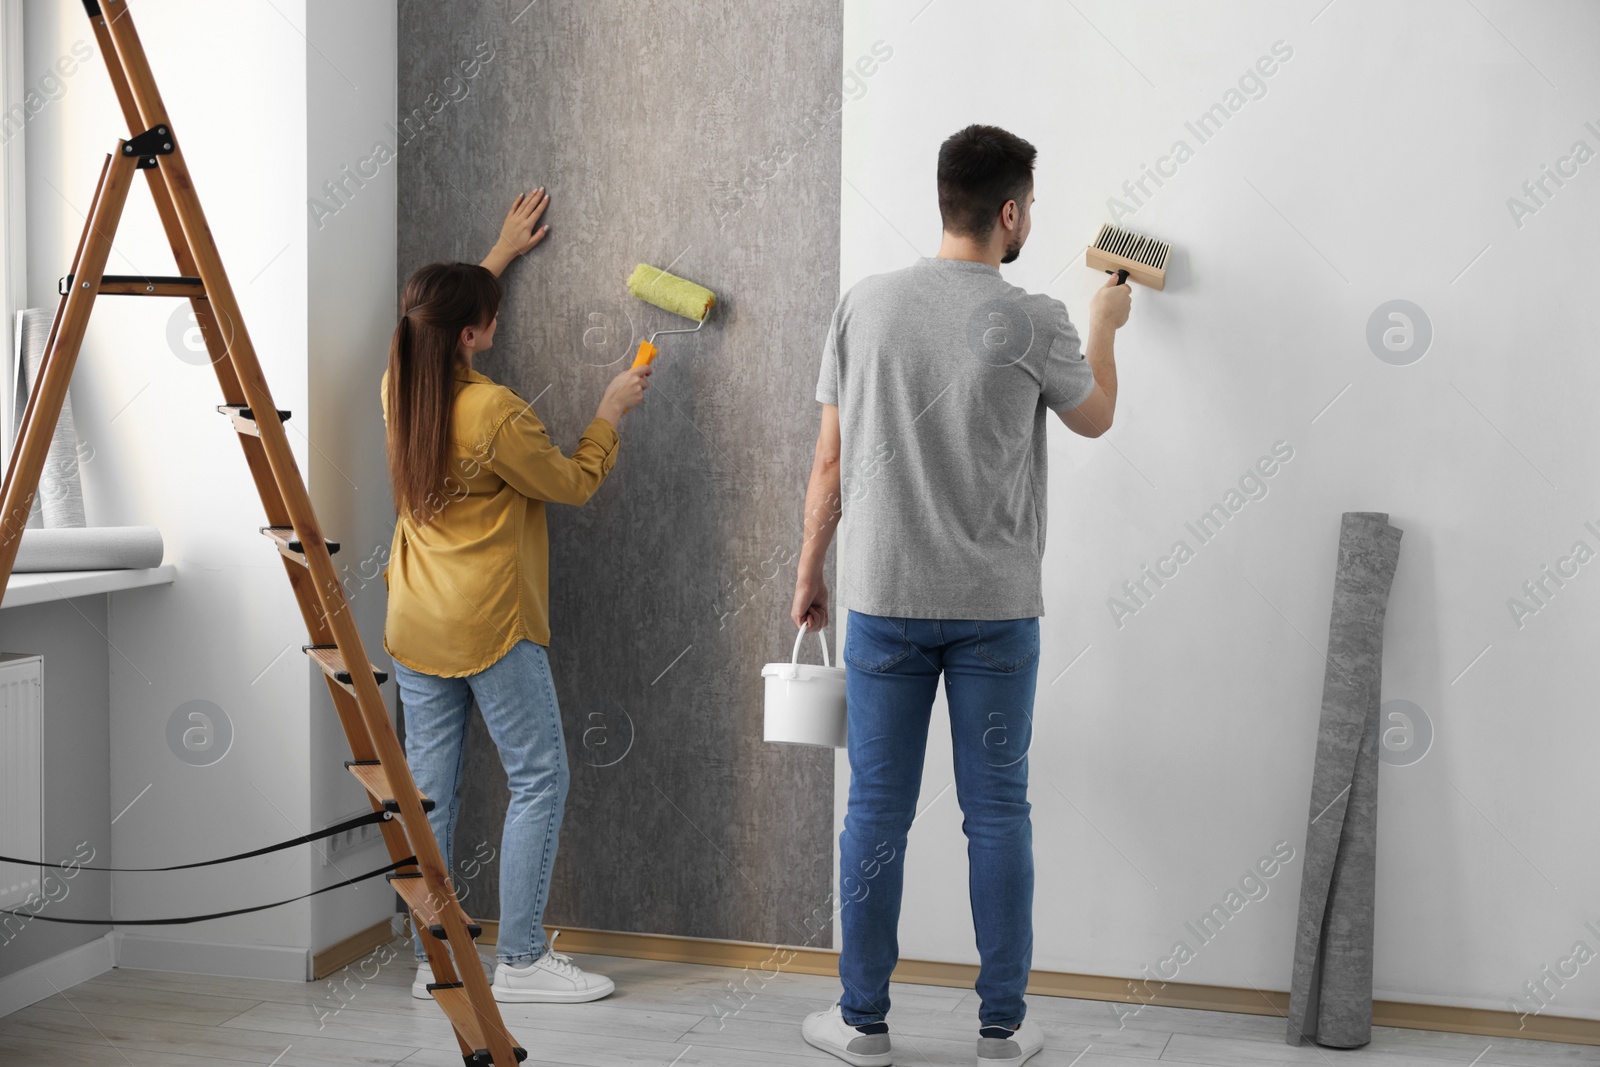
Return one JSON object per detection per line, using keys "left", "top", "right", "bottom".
{"left": 632, "top": 340, "right": 658, "bottom": 369}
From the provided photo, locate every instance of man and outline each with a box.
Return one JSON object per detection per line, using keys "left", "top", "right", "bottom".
{"left": 792, "top": 124, "right": 1132, "bottom": 1067}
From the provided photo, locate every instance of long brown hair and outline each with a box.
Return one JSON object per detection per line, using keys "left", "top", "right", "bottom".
{"left": 386, "top": 262, "right": 501, "bottom": 525}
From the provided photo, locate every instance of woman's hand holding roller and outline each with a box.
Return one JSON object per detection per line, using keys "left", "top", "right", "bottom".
{"left": 596, "top": 365, "right": 652, "bottom": 426}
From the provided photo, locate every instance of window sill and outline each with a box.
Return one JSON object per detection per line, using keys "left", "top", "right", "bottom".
{"left": 1, "top": 563, "right": 177, "bottom": 608}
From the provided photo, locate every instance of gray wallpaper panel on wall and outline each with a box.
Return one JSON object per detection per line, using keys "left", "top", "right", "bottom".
{"left": 396, "top": 0, "right": 842, "bottom": 947}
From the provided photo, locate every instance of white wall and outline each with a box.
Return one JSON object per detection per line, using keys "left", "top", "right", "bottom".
{"left": 837, "top": 0, "right": 1600, "bottom": 1019}
{"left": 26, "top": 0, "right": 311, "bottom": 978}
{"left": 23, "top": 0, "right": 397, "bottom": 980}
{"left": 305, "top": 0, "right": 399, "bottom": 965}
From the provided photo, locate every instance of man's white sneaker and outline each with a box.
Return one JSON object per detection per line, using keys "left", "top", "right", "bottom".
{"left": 976, "top": 1017, "right": 1044, "bottom": 1067}
{"left": 801, "top": 1002, "right": 892, "bottom": 1067}
{"left": 491, "top": 931, "right": 614, "bottom": 1003}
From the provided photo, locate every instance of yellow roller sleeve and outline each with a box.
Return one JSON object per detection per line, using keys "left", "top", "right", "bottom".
{"left": 626, "top": 264, "right": 715, "bottom": 322}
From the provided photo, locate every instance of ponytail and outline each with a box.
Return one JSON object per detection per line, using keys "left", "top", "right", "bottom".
{"left": 386, "top": 263, "right": 501, "bottom": 525}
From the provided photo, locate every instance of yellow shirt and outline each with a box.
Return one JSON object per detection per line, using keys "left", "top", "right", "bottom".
{"left": 379, "top": 364, "right": 619, "bottom": 677}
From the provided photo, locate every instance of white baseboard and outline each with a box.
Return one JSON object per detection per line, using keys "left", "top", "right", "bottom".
{"left": 110, "top": 930, "right": 310, "bottom": 982}
{"left": 0, "top": 933, "right": 114, "bottom": 1018}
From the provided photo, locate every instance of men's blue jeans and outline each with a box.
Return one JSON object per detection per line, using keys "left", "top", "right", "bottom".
{"left": 838, "top": 609, "right": 1039, "bottom": 1030}
{"left": 391, "top": 639, "right": 569, "bottom": 966}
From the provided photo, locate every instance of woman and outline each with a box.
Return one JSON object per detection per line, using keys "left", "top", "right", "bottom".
{"left": 379, "top": 188, "right": 649, "bottom": 1004}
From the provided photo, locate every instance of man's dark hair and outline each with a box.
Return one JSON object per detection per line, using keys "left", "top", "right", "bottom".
{"left": 937, "top": 124, "right": 1037, "bottom": 239}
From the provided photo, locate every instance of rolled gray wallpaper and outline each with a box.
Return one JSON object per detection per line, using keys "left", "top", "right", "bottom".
{"left": 14, "top": 307, "right": 87, "bottom": 529}
{"left": 1286, "top": 511, "right": 1403, "bottom": 1048}
{"left": 12, "top": 525, "right": 163, "bottom": 572}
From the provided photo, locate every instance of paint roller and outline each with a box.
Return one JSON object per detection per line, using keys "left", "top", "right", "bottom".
{"left": 1084, "top": 222, "right": 1171, "bottom": 290}
{"left": 626, "top": 264, "right": 717, "bottom": 368}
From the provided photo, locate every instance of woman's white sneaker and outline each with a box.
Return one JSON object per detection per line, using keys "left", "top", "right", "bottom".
{"left": 976, "top": 1017, "right": 1044, "bottom": 1066}
{"left": 491, "top": 931, "right": 614, "bottom": 1003}
{"left": 411, "top": 961, "right": 433, "bottom": 1000}
{"left": 801, "top": 1003, "right": 892, "bottom": 1067}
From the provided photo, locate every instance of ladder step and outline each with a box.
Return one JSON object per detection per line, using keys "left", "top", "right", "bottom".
{"left": 386, "top": 871, "right": 482, "bottom": 941}
{"left": 260, "top": 525, "right": 340, "bottom": 563}
{"left": 345, "top": 759, "right": 434, "bottom": 814}
{"left": 59, "top": 272, "right": 203, "bottom": 296}
{"left": 303, "top": 643, "right": 386, "bottom": 688}
{"left": 217, "top": 403, "right": 290, "bottom": 436}
{"left": 425, "top": 983, "right": 528, "bottom": 1064}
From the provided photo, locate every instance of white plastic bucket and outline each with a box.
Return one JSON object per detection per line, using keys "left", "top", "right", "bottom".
{"left": 761, "top": 625, "right": 847, "bottom": 748}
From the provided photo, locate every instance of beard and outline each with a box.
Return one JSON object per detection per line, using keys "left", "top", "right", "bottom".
{"left": 1000, "top": 234, "right": 1023, "bottom": 264}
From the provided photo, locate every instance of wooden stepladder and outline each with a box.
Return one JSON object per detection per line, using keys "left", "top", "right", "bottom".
{"left": 0, "top": 2, "right": 526, "bottom": 1063}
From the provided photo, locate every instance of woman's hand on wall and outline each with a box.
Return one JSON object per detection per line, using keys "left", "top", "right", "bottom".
{"left": 481, "top": 188, "right": 551, "bottom": 276}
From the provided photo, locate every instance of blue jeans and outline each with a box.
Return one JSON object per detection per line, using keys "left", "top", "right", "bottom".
{"left": 392, "top": 639, "right": 569, "bottom": 965}
{"left": 838, "top": 609, "right": 1039, "bottom": 1030}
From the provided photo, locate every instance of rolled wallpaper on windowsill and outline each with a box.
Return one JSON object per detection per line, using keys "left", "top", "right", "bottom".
{"left": 13, "top": 307, "right": 86, "bottom": 530}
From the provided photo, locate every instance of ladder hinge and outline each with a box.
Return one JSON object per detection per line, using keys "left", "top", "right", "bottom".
{"left": 59, "top": 273, "right": 203, "bottom": 297}
{"left": 123, "top": 125, "right": 175, "bottom": 168}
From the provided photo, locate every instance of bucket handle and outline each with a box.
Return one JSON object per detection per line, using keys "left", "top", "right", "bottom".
{"left": 791, "top": 623, "right": 831, "bottom": 668}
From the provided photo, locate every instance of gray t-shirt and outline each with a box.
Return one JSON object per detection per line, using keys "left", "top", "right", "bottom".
{"left": 815, "top": 256, "right": 1097, "bottom": 620}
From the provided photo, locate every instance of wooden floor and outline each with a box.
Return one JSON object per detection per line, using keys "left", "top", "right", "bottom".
{"left": 2, "top": 937, "right": 1597, "bottom": 1066}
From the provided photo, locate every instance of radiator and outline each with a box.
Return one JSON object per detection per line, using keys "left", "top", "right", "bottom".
{"left": 0, "top": 653, "right": 42, "bottom": 911}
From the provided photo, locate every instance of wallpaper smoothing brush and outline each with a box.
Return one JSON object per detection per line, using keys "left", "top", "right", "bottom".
{"left": 1085, "top": 222, "right": 1171, "bottom": 290}
{"left": 626, "top": 264, "right": 717, "bottom": 368}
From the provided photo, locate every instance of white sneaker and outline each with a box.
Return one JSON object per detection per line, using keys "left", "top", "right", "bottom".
{"left": 413, "top": 959, "right": 490, "bottom": 998}
{"left": 976, "top": 1017, "right": 1044, "bottom": 1066}
{"left": 491, "top": 930, "right": 614, "bottom": 1003}
{"left": 801, "top": 1002, "right": 892, "bottom": 1067}
{"left": 411, "top": 960, "right": 433, "bottom": 1000}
